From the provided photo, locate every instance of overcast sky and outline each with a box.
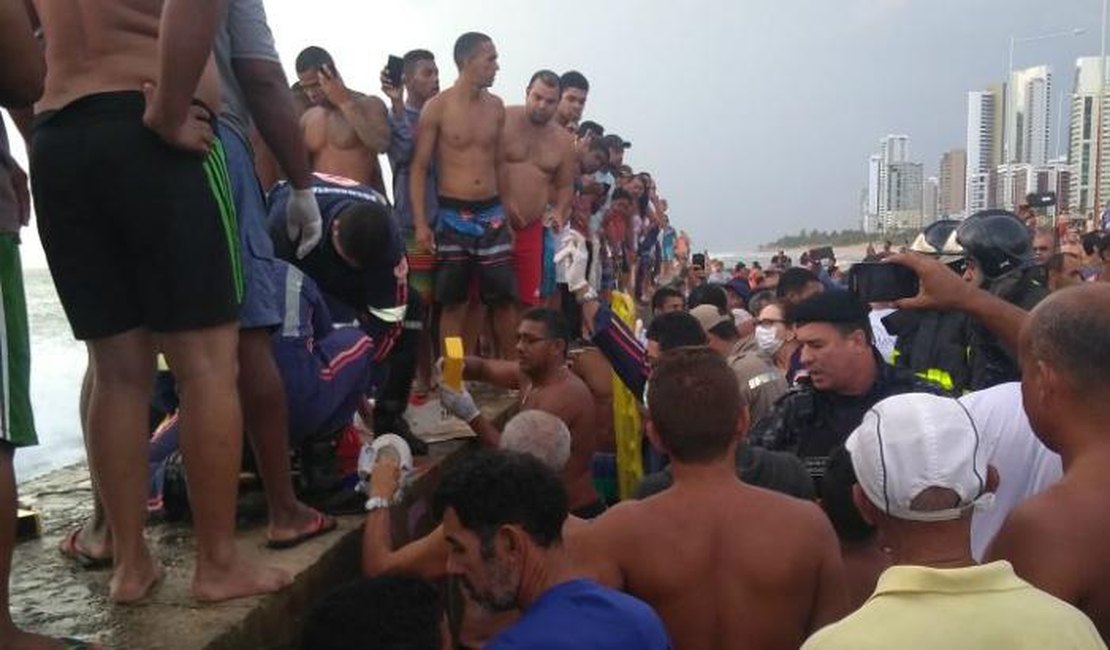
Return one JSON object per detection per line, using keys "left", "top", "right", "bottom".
{"left": 9, "top": 0, "right": 1110, "bottom": 267}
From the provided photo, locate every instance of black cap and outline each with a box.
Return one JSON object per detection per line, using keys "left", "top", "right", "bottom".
{"left": 600, "top": 133, "right": 632, "bottom": 150}
{"left": 787, "top": 290, "right": 870, "bottom": 326}
{"left": 577, "top": 120, "right": 605, "bottom": 138}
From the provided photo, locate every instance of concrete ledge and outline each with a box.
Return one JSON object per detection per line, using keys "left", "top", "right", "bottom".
{"left": 13, "top": 393, "right": 517, "bottom": 649}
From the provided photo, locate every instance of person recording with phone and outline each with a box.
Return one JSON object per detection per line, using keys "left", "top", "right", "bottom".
{"left": 382, "top": 49, "right": 440, "bottom": 403}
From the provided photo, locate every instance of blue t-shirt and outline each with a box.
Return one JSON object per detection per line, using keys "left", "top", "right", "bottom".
{"left": 486, "top": 579, "right": 671, "bottom": 650}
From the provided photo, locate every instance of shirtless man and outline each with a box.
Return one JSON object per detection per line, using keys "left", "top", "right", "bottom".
{"left": 891, "top": 253, "right": 1110, "bottom": 640}
{"left": 28, "top": 0, "right": 288, "bottom": 603}
{"left": 438, "top": 308, "right": 604, "bottom": 518}
{"left": 410, "top": 32, "right": 517, "bottom": 358}
{"left": 574, "top": 347, "right": 848, "bottom": 649}
{"left": 362, "top": 410, "right": 580, "bottom": 648}
{"left": 555, "top": 71, "right": 588, "bottom": 131}
{"left": 500, "top": 70, "right": 575, "bottom": 307}
{"left": 296, "top": 46, "right": 390, "bottom": 194}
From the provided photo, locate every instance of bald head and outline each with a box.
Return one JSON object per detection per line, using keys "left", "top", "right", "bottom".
{"left": 1025, "top": 284, "right": 1110, "bottom": 397}
{"left": 499, "top": 410, "right": 572, "bottom": 472}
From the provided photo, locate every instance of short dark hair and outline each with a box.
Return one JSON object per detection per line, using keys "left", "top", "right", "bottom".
{"left": 454, "top": 32, "right": 492, "bottom": 67}
{"left": 521, "top": 307, "right": 570, "bottom": 355}
{"left": 648, "top": 347, "right": 742, "bottom": 463}
{"left": 528, "top": 69, "right": 562, "bottom": 94}
{"left": 295, "top": 46, "right": 334, "bottom": 74}
{"left": 747, "top": 290, "right": 777, "bottom": 316}
{"left": 300, "top": 575, "right": 442, "bottom": 650}
{"left": 651, "top": 286, "right": 684, "bottom": 312}
{"left": 402, "top": 49, "right": 435, "bottom": 75}
{"left": 559, "top": 71, "right": 589, "bottom": 93}
{"left": 434, "top": 450, "right": 567, "bottom": 552}
{"left": 646, "top": 312, "right": 707, "bottom": 350}
{"left": 336, "top": 201, "right": 393, "bottom": 269}
{"left": 1027, "top": 285, "right": 1110, "bottom": 396}
{"left": 578, "top": 120, "right": 605, "bottom": 138}
{"left": 776, "top": 267, "right": 820, "bottom": 300}
{"left": 687, "top": 283, "right": 728, "bottom": 312}
{"left": 821, "top": 446, "right": 875, "bottom": 543}
{"left": 708, "top": 319, "right": 738, "bottom": 341}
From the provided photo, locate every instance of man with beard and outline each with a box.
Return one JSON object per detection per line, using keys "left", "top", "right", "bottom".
{"left": 436, "top": 450, "right": 670, "bottom": 649}
{"left": 501, "top": 70, "right": 575, "bottom": 307}
{"left": 296, "top": 46, "right": 390, "bottom": 193}
{"left": 411, "top": 32, "right": 517, "bottom": 358}
{"left": 438, "top": 308, "right": 604, "bottom": 518}
{"left": 555, "top": 70, "right": 589, "bottom": 131}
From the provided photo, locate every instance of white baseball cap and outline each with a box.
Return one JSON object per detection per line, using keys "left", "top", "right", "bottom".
{"left": 846, "top": 393, "right": 993, "bottom": 522}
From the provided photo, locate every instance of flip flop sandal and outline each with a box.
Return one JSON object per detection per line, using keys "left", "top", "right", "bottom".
{"left": 265, "top": 511, "right": 338, "bottom": 550}
{"left": 58, "top": 528, "right": 113, "bottom": 570}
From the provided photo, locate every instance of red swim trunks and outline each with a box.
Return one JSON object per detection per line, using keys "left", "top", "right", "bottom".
{"left": 512, "top": 218, "right": 544, "bottom": 306}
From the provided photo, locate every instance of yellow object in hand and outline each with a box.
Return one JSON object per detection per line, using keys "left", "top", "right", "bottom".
{"left": 443, "top": 337, "right": 464, "bottom": 391}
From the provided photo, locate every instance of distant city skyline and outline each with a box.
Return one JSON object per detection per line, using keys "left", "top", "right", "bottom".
{"left": 862, "top": 46, "right": 1110, "bottom": 233}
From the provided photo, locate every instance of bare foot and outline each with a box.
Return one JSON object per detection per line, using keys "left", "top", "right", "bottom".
{"left": 193, "top": 558, "right": 291, "bottom": 603}
{"left": 108, "top": 560, "right": 165, "bottom": 604}
{"left": 4, "top": 628, "right": 103, "bottom": 649}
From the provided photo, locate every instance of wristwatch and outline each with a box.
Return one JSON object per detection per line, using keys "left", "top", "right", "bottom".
{"left": 364, "top": 496, "right": 392, "bottom": 512}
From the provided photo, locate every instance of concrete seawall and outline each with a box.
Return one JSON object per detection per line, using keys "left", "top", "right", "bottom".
{"left": 12, "top": 392, "right": 517, "bottom": 649}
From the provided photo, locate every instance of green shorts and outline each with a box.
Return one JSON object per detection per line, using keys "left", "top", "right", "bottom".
{"left": 0, "top": 234, "right": 36, "bottom": 448}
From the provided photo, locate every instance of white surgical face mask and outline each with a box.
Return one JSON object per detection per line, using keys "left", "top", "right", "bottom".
{"left": 754, "top": 325, "right": 783, "bottom": 356}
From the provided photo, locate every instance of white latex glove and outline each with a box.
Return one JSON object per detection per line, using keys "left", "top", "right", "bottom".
{"left": 554, "top": 229, "right": 589, "bottom": 291}
{"left": 438, "top": 383, "right": 480, "bottom": 423}
{"left": 286, "top": 188, "right": 323, "bottom": 259}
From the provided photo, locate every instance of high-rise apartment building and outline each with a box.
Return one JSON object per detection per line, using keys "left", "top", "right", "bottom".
{"left": 923, "top": 176, "right": 940, "bottom": 223}
{"left": 967, "top": 86, "right": 1004, "bottom": 212}
{"left": 1007, "top": 65, "right": 1052, "bottom": 166}
{"left": 939, "top": 149, "right": 967, "bottom": 217}
{"left": 1068, "top": 57, "right": 1110, "bottom": 216}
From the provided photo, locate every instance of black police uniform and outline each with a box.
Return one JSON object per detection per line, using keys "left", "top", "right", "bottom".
{"left": 749, "top": 350, "right": 947, "bottom": 494}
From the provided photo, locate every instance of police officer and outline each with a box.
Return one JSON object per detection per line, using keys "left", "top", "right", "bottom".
{"left": 882, "top": 219, "right": 971, "bottom": 393}
{"left": 749, "top": 291, "right": 945, "bottom": 493}
{"left": 957, "top": 209, "right": 1048, "bottom": 390}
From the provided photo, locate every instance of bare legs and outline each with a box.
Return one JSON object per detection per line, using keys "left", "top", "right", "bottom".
{"left": 237, "top": 328, "right": 329, "bottom": 544}
{"left": 157, "top": 323, "right": 289, "bottom": 602}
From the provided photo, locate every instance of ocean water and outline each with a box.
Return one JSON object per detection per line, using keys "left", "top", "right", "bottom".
{"left": 14, "top": 268, "right": 87, "bottom": 483}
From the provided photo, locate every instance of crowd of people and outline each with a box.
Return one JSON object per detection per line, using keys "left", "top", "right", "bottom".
{"left": 4, "top": 1, "right": 1110, "bottom": 649}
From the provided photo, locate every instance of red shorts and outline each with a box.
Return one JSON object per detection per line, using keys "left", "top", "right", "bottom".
{"left": 512, "top": 219, "right": 544, "bottom": 306}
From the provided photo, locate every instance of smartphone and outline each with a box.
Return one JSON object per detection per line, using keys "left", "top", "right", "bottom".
{"left": 691, "top": 253, "right": 706, "bottom": 269}
{"left": 848, "top": 262, "right": 920, "bottom": 303}
{"left": 386, "top": 55, "right": 404, "bottom": 87}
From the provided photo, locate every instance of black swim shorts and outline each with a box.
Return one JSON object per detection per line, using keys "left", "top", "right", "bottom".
{"left": 31, "top": 92, "right": 242, "bottom": 340}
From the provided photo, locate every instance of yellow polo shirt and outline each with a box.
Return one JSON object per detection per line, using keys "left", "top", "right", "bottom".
{"left": 802, "top": 561, "right": 1105, "bottom": 650}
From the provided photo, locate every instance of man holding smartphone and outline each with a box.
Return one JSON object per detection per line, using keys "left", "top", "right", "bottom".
{"left": 382, "top": 49, "right": 439, "bottom": 401}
